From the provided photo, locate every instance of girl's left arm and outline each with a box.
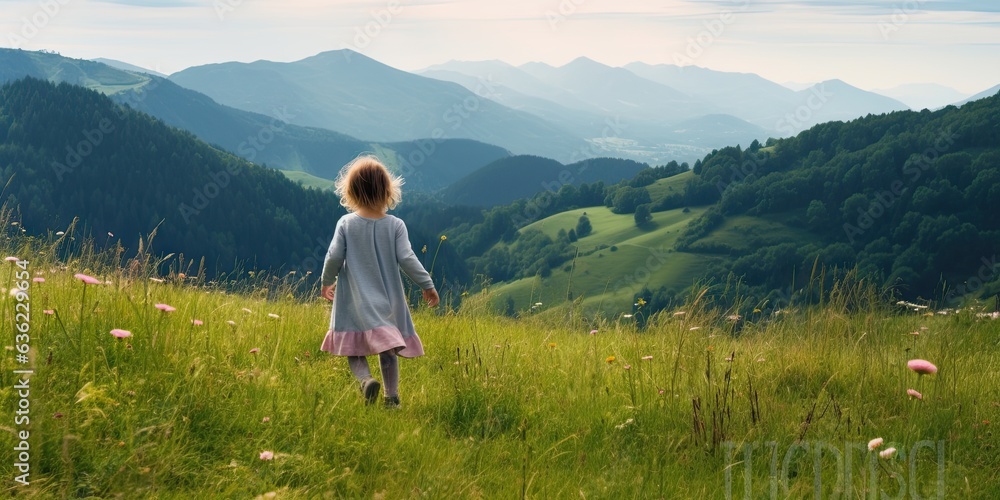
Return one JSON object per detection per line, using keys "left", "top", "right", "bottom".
{"left": 395, "top": 220, "right": 435, "bottom": 290}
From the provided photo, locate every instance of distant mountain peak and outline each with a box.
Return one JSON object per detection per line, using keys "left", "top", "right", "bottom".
{"left": 563, "top": 56, "right": 608, "bottom": 69}
{"left": 817, "top": 78, "right": 850, "bottom": 87}
{"left": 297, "top": 49, "right": 371, "bottom": 64}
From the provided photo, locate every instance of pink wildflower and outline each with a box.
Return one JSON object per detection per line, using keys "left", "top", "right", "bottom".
{"left": 907, "top": 389, "right": 923, "bottom": 400}
{"left": 259, "top": 451, "right": 274, "bottom": 460}
{"left": 74, "top": 273, "right": 102, "bottom": 285}
{"left": 154, "top": 303, "right": 176, "bottom": 313}
{"left": 907, "top": 359, "right": 938, "bottom": 375}
{"left": 867, "top": 438, "right": 883, "bottom": 451}
{"left": 110, "top": 329, "right": 132, "bottom": 339}
{"left": 191, "top": 319, "right": 203, "bottom": 326}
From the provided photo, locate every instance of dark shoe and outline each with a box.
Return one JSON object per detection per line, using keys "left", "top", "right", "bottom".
{"left": 360, "top": 377, "right": 381, "bottom": 405}
{"left": 384, "top": 396, "right": 401, "bottom": 409}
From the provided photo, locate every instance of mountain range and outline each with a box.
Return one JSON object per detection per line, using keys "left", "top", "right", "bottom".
{"left": 2, "top": 47, "right": 995, "bottom": 198}
{"left": 0, "top": 48, "right": 509, "bottom": 193}
{"left": 169, "top": 50, "right": 588, "bottom": 163}
{"left": 872, "top": 83, "right": 968, "bottom": 110}
{"left": 417, "top": 58, "right": 923, "bottom": 158}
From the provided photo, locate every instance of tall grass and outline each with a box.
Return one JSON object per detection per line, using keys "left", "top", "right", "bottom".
{"left": 1, "top": 214, "right": 998, "bottom": 498}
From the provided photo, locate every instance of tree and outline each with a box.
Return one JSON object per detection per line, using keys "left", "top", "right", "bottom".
{"left": 806, "top": 200, "right": 827, "bottom": 229}
{"left": 611, "top": 186, "right": 651, "bottom": 214}
{"left": 634, "top": 204, "right": 652, "bottom": 226}
{"left": 575, "top": 214, "right": 592, "bottom": 237}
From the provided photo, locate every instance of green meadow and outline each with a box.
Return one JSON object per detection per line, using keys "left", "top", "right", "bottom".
{"left": 492, "top": 205, "right": 717, "bottom": 316}
{"left": 2, "top": 226, "right": 998, "bottom": 498}
{"left": 280, "top": 170, "right": 338, "bottom": 192}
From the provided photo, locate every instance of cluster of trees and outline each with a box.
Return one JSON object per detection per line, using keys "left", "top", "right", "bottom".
{"left": 671, "top": 92, "right": 1000, "bottom": 305}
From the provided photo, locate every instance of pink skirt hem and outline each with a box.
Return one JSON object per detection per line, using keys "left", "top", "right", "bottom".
{"left": 320, "top": 325, "right": 425, "bottom": 358}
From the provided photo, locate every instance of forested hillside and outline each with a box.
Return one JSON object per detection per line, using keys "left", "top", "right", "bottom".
{"left": 637, "top": 93, "right": 1000, "bottom": 307}
{"left": 439, "top": 94, "right": 1000, "bottom": 315}
{"left": 440, "top": 155, "right": 649, "bottom": 207}
{"left": 0, "top": 77, "right": 340, "bottom": 273}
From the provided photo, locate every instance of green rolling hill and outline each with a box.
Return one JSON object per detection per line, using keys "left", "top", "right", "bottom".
{"left": 440, "top": 155, "right": 648, "bottom": 207}
{"left": 644, "top": 170, "right": 694, "bottom": 201}
{"left": 279, "top": 169, "right": 337, "bottom": 191}
{"left": 461, "top": 91, "right": 1000, "bottom": 318}
{"left": 488, "top": 205, "right": 719, "bottom": 316}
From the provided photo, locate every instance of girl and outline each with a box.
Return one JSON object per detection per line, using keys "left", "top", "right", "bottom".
{"left": 319, "top": 155, "right": 439, "bottom": 408}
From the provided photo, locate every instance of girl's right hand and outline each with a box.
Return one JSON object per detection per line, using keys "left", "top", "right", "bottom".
{"left": 321, "top": 284, "right": 335, "bottom": 302}
{"left": 423, "top": 288, "right": 440, "bottom": 308}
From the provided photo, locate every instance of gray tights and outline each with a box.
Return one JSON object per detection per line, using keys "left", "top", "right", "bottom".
{"left": 347, "top": 352, "right": 399, "bottom": 397}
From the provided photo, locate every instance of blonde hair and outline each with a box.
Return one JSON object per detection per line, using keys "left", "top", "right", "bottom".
{"left": 334, "top": 154, "right": 403, "bottom": 212}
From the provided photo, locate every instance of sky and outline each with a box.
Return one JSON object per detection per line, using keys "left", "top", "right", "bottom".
{"left": 2, "top": 0, "right": 999, "bottom": 94}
